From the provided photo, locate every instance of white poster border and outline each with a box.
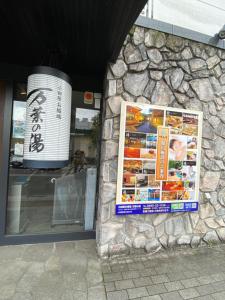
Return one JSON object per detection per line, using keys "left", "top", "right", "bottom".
{"left": 116, "top": 101, "right": 203, "bottom": 214}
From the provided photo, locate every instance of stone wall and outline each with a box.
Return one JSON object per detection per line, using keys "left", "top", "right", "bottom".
{"left": 97, "top": 25, "right": 225, "bottom": 257}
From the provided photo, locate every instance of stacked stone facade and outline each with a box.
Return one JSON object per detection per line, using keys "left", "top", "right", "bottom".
{"left": 97, "top": 25, "right": 225, "bottom": 257}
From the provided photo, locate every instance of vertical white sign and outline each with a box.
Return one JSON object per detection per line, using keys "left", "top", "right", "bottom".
{"left": 23, "top": 67, "right": 72, "bottom": 168}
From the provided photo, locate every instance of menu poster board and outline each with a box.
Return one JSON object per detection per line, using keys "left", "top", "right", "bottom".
{"left": 116, "top": 102, "right": 203, "bottom": 215}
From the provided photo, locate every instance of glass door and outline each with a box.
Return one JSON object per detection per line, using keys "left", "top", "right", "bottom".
{"left": 6, "top": 83, "right": 101, "bottom": 236}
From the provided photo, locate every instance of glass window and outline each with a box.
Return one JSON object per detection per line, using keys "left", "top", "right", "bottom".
{"left": 6, "top": 83, "right": 101, "bottom": 235}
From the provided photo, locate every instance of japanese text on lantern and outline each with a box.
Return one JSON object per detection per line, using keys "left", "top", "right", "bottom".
{"left": 28, "top": 88, "right": 51, "bottom": 153}
{"left": 56, "top": 86, "right": 62, "bottom": 119}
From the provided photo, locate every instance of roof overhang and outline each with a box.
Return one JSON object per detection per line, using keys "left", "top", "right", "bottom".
{"left": 0, "top": 0, "right": 147, "bottom": 88}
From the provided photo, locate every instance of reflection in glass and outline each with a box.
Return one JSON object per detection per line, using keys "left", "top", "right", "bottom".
{"left": 6, "top": 85, "right": 100, "bottom": 235}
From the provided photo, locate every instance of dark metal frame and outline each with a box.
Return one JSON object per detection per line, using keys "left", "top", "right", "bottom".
{"left": 0, "top": 81, "right": 96, "bottom": 245}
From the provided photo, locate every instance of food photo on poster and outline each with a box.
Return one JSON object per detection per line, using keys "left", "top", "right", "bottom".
{"left": 116, "top": 101, "right": 203, "bottom": 215}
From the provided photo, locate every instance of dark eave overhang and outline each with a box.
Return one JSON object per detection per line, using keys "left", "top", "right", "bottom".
{"left": 0, "top": 0, "right": 147, "bottom": 89}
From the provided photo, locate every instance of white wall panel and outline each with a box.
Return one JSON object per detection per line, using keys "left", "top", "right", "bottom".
{"left": 145, "top": 0, "right": 225, "bottom": 37}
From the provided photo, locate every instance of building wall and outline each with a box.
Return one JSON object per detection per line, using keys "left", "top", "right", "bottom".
{"left": 97, "top": 25, "right": 225, "bottom": 257}
{"left": 0, "top": 82, "right": 5, "bottom": 172}
{"left": 142, "top": 0, "right": 225, "bottom": 37}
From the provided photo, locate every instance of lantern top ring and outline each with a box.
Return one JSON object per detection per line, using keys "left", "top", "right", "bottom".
{"left": 30, "top": 66, "right": 71, "bottom": 85}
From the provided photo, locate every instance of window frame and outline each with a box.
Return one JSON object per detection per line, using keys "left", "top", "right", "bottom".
{"left": 0, "top": 81, "right": 98, "bottom": 246}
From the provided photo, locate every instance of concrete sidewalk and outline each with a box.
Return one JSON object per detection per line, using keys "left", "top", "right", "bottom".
{"left": 102, "top": 245, "right": 225, "bottom": 300}
{"left": 2, "top": 241, "right": 225, "bottom": 299}
{"left": 0, "top": 240, "right": 105, "bottom": 300}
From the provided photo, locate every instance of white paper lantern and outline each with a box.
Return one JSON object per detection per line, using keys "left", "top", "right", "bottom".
{"left": 23, "top": 66, "right": 72, "bottom": 169}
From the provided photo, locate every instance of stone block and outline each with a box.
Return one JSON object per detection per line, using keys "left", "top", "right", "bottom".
{"left": 165, "top": 68, "right": 184, "bottom": 90}
{"left": 190, "top": 212, "right": 199, "bottom": 228}
{"left": 203, "top": 231, "right": 219, "bottom": 244}
{"left": 177, "top": 235, "right": 191, "bottom": 246}
{"left": 138, "top": 43, "right": 148, "bottom": 60}
{"left": 214, "top": 64, "right": 222, "bottom": 78}
{"left": 166, "top": 35, "right": 185, "bottom": 52}
{"left": 179, "top": 288, "right": 200, "bottom": 299}
{"left": 122, "top": 270, "right": 140, "bottom": 280}
{"left": 218, "top": 107, "right": 225, "bottom": 123}
{"left": 202, "top": 122, "right": 214, "bottom": 140}
{"left": 150, "top": 71, "right": 163, "bottom": 81}
{"left": 110, "top": 60, "right": 127, "bottom": 78}
{"left": 124, "top": 71, "right": 148, "bottom": 96}
{"left": 129, "top": 60, "right": 149, "bottom": 72}
{"left": 88, "top": 285, "right": 106, "bottom": 300}
{"left": 136, "top": 96, "right": 150, "bottom": 104}
{"left": 127, "top": 286, "right": 148, "bottom": 299}
{"left": 104, "top": 282, "right": 115, "bottom": 292}
{"left": 107, "top": 96, "right": 123, "bottom": 115}
{"left": 124, "top": 43, "right": 142, "bottom": 64}
{"left": 164, "top": 281, "right": 184, "bottom": 292}
{"left": 133, "top": 235, "right": 146, "bottom": 249}
{"left": 102, "top": 119, "right": 113, "bottom": 140}
{"left": 103, "top": 272, "right": 123, "bottom": 282}
{"left": 191, "top": 235, "right": 201, "bottom": 248}
{"left": 145, "top": 29, "right": 167, "bottom": 48}
{"left": 122, "top": 92, "right": 135, "bottom": 102}
{"left": 178, "top": 61, "right": 190, "bottom": 74}
{"left": 107, "top": 290, "right": 128, "bottom": 300}
{"left": 190, "top": 78, "right": 214, "bottom": 102}
{"left": 143, "top": 80, "right": 156, "bottom": 99}
{"left": 206, "top": 55, "right": 220, "bottom": 69}
{"left": 216, "top": 228, "right": 225, "bottom": 241}
{"left": 115, "top": 279, "right": 134, "bottom": 290}
{"left": 151, "top": 274, "right": 169, "bottom": 284}
{"left": 220, "top": 74, "right": 225, "bottom": 85}
{"left": 153, "top": 214, "right": 168, "bottom": 226}
{"left": 215, "top": 137, "right": 225, "bottom": 159}
{"left": 175, "top": 93, "right": 189, "bottom": 104}
{"left": 147, "top": 49, "right": 163, "bottom": 64}
{"left": 100, "top": 204, "right": 111, "bottom": 223}
{"left": 210, "top": 77, "right": 225, "bottom": 96}
{"left": 204, "top": 218, "right": 219, "bottom": 229}
{"left": 155, "top": 223, "right": 164, "bottom": 238}
{"left": 195, "top": 220, "right": 207, "bottom": 234}
{"left": 133, "top": 276, "right": 152, "bottom": 287}
{"left": 133, "top": 26, "right": 145, "bottom": 45}
{"left": 159, "top": 235, "right": 168, "bottom": 248}
{"left": 116, "top": 80, "right": 123, "bottom": 94}
{"left": 151, "top": 80, "right": 175, "bottom": 105}
{"left": 100, "top": 223, "right": 123, "bottom": 245}
{"left": 101, "top": 140, "right": 118, "bottom": 161}
{"left": 181, "top": 47, "right": 193, "bottom": 60}
{"left": 184, "top": 98, "right": 202, "bottom": 111}
{"left": 201, "top": 172, "right": 220, "bottom": 192}
{"left": 147, "top": 283, "right": 167, "bottom": 296}
{"left": 145, "top": 239, "right": 161, "bottom": 253}
{"left": 161, "top": 291, "right": 184, "bottom": 300}
{"left": 125, "top": 221, "right": 138, "bottom": 238}
{"left": 107, "top": 80, "right": 117, "bottom": 97}
{"left": 208, "top": 116, "right": 220, "bottom": 129}
{"left": 189, "top": 58, "right": 207, "bottom": 72}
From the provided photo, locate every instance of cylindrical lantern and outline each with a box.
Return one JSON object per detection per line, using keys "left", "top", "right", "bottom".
{"left": 23, "top": 66, "right": 72, "bottom": 169}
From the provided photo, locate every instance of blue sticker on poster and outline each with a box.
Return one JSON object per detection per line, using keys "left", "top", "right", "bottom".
{"left": 116, "top": 202, "right": 198, "bottom": 215}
